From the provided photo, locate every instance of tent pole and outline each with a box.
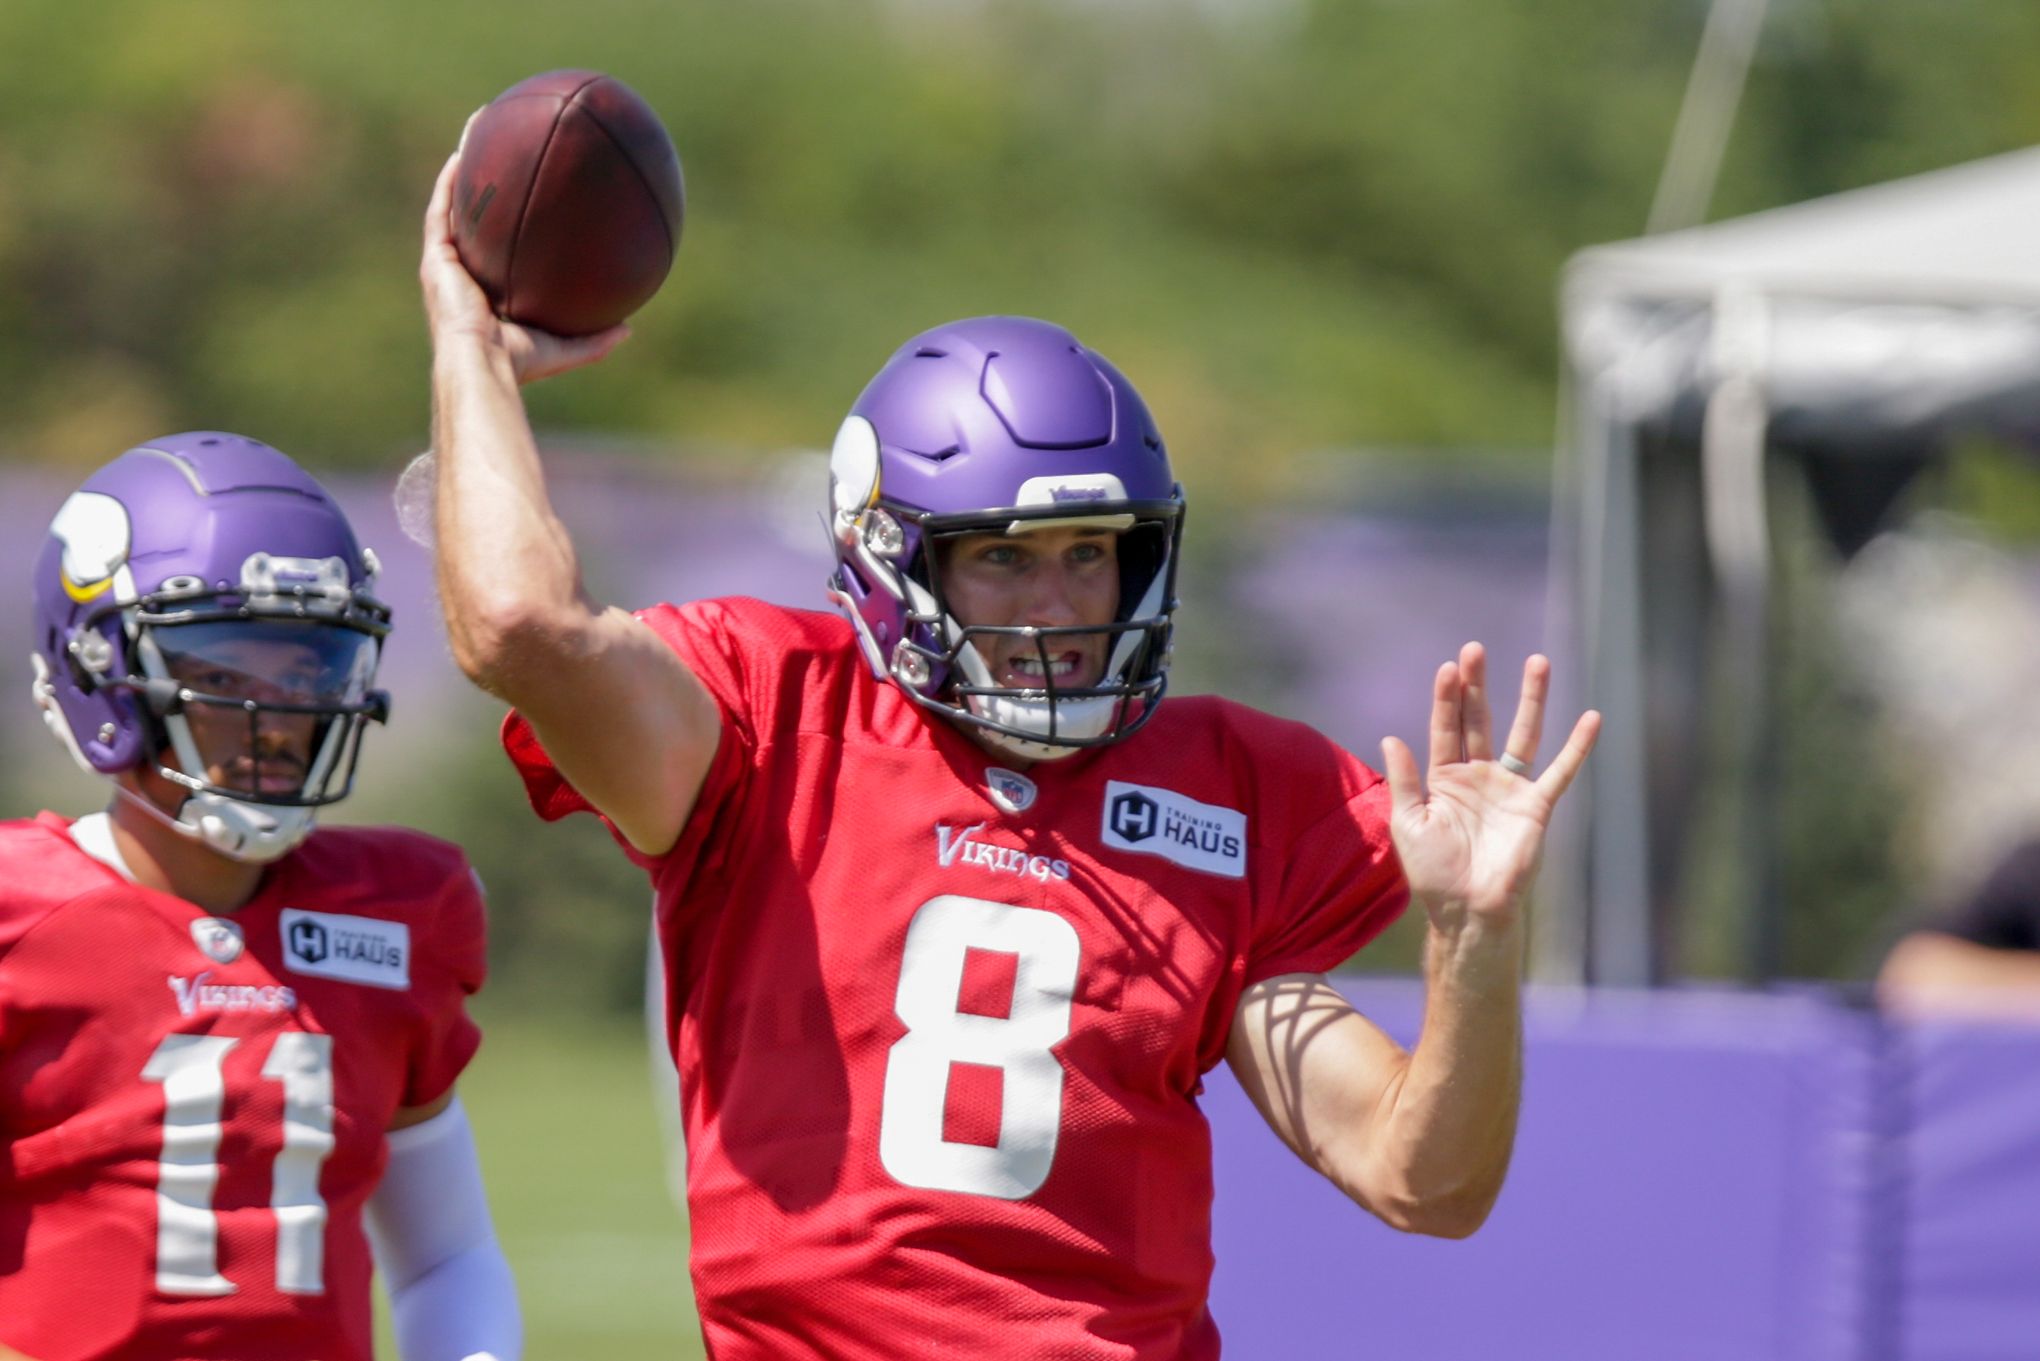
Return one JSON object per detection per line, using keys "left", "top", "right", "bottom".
{"left": 1583, "top": 359, "right": 1657, "bottom": 987}
{"left": 1700, "top": 286, "right": 1780, "bottom": 981}
{"left": 1648, "top": 0, "right": 1772, "bottom": 233}
{"left": 1537, "top": 359, "right": 1593, "bottom": 986}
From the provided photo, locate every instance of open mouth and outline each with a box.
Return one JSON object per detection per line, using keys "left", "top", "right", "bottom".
{"left": 1001, "top": 650, "right": 1093, "bottom": 689}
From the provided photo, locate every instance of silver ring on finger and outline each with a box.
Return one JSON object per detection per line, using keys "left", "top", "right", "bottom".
{"left": 1498, "top": 752, "right": 1533, "bottom": 778}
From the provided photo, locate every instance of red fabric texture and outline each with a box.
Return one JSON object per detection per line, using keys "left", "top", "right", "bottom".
{"left": 504, "top": 597, "right": 1407, "bottom": 1360}
{"left": 0, "top": 814, "right": 486, "bottom": 1361}
{"left": 958, "top": 946, "right": 1019, "bottom": 1019}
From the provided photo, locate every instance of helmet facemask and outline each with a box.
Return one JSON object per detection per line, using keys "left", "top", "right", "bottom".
{"left": 73, "top": 557, "right": 390, "bottom": 863}
{"left": 136, "top": 620, "right": 385, "bottom": 797}
{"left": 836, "top": 497, "right": 1184, "bottom": 761}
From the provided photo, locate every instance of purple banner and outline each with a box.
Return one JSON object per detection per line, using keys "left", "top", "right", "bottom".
{"left": 1207, "top": 979, "right": 2040, "bottom": 1361}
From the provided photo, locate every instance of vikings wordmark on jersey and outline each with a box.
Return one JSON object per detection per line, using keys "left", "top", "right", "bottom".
{"left": 935, "top": 821, "right": 1073, "bottom": 882}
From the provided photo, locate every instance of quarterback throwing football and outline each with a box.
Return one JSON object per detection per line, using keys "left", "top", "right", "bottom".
{"left": 0, "top": 435, "right": 519, "bottom": 1360}
{"left": 421, "top": 150, "right": 1597, "bottom": 1358}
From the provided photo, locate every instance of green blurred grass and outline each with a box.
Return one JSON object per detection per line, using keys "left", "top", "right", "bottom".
{"left": 376, "top": 1005, "right": 706, "bottom": 1359}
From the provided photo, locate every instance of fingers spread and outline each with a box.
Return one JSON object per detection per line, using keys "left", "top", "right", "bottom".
{"left": 1427, "top": 660, "right": 1463, "bottom": 779}
{"left": 1535, "top": 709, "right": 1602, "bottom": 802}
{"left": 1459, "top": 641, "right": 1494, "bottom": 760}
{"left": 1501, "top": 652, "right": 1551, "bottom": 766}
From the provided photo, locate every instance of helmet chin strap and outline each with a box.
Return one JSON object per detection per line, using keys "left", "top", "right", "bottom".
{"left": 111, "top": 778, "right": 312, "bottom": 865}
{"left": 964, "top": 711, "right": 1109, "bottom": 763}
{"left": 42, "top": 652, "right": 309, "bottom": 863}
{"left": 950, "top": 637, "right": 1117, "bottom": 761}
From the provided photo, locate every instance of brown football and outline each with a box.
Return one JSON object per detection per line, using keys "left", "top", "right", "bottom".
{"left": 452, "top": 70, "right": 683, "bottom": 336}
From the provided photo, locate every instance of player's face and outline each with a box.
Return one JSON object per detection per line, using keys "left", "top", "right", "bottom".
{"left": 156, "top": 623, "right": 374, "bottom": 795}
{"left": 936, "top": 525, "right": 1122, "bottom": 689}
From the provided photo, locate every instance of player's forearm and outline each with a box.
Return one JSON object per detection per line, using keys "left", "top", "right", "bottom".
{"left": 431, "top": 332, "right": 594, "bottom": 696}
{"left": 367, "top": 1098, "right": 522, "bottom": 1361}
{"left": 1361, "top": 907, "right": 1524, "bottom": 1237}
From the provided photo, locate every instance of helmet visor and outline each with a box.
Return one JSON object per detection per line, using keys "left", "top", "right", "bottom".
{"left": 150, "top": 620, "right": 381, "bottom": 799}
{"left": 154, "top": 620, "right": 378, "bottom": 706}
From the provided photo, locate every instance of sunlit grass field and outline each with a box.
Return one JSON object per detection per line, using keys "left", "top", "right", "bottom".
{"left": 375, "top": 1004, "right": 706, "bottom": 1359}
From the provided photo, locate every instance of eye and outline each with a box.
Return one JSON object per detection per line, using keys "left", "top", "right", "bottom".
{"left": 1070, "top": 541, "right": 1109, "bottom": 564}
{"left": 977, "top": 543, "right": 1024, "bottom": 567}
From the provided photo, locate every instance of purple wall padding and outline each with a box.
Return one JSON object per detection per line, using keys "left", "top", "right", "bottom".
{"left": 1207, "top": 980, "right": 1884, "bottom": 1361}
{"left": 1896, "top": 1022, "right": 2040, "bottom": 1361}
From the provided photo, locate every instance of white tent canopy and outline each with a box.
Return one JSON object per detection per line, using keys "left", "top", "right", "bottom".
{"left": 1575, "top": 147, "right": 2040, "bottom": 308}
{"left": 1552, "top": 147, "right": 2040, "bottom": 986}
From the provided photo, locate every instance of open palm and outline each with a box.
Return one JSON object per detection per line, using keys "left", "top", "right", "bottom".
{"left": 1381, "top": 644, "right": 1600, "bottom": 928}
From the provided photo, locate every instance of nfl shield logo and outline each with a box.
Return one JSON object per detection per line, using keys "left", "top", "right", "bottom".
{"left": 985, "top": 767, "right": 1038, "bottom": 815}
{"left": 190, "top": 917, "right": 245, "bottom": 965}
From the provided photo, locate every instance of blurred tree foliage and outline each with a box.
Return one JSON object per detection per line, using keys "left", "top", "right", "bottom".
{"left": 1, "top": 0, "right": 2033, "bottom": 494}
{"left": 346, "top": 695, "right": 659, "bottom": 1020}
{"left": 3, "top": 0, "right": 2037, "bottom": 1010}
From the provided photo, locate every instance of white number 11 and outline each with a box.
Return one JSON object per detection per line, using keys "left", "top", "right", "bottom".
{"left": 141, "top": 1030, "right": 336, "bottom": 1296}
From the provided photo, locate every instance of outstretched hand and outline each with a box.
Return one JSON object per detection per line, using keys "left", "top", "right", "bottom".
{"left": 418, "top": 136, "right": 629, "bottom": 386}
{"left": 1380, "top": 644, "right": 1600, "bottom": 932}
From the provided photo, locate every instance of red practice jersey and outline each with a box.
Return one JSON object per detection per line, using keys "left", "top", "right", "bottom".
{"left": 0, "top": 814, "right": 485, "bottom": 1361}
{"left": 506, "top": 598, "right": 1407, "bottom": 1360}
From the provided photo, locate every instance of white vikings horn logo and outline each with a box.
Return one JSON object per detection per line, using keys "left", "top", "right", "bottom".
{"left": 49, "top": 491, "right": 133, "bottom": 603}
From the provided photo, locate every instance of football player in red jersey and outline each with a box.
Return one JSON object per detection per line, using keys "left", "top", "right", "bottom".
{"left": 421, "top": 149, "right": 1598, "bottom": 1358}
{"left": 1, "top": 432, "right": 519, "bottom": 1360}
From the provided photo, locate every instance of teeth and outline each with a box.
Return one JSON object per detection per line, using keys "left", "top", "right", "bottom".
{"left": 1011, "top": 656, "right": 1077, "bottom": 679}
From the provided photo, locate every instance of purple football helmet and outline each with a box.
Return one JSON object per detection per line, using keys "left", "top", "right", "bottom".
{"left": 31, "top": 432, "right": 390, "bottom": 862}
{"left": 825, "top": 316, "right": 1184, "bottom": 759}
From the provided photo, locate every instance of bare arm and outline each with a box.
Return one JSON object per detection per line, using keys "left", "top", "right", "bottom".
{"left": 420, "top": 151, "right": 720, "bottom": 857}
{"left": 1878, "top": 931, "right": 2040, "bottom": 1021}
{"left": 1226, "top": 646, "right": 1597, "bottom": 1237}
{"left": 1227, "top": 925, "right": 1522, "bottom": 1237}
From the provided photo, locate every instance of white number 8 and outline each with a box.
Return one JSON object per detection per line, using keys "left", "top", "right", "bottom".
{"left": 879, "top": 895, "right": 1080, "bottom": 1200}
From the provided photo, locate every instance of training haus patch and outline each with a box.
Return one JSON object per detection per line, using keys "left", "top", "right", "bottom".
{"left": 278, "top": 908, "right": 411, "bottom": 990}
{"left": 1101, "top": 781, "right": 1248, "bottom": 879}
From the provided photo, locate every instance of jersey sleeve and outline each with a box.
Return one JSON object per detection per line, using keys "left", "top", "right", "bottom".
{"left": 0, "top": 907, "right": 46, "bottom": 1055}
{"left": 500, "top": 600, "right": 755, "bottom": 876}
{"left": 0, "top": 820, "right": 107, "bottom": 1053}
{"left": 1245, "top": 773, "right": 1408, "bottom": 985}
{"left": 402, "top": 860, "right": 489, "bottom": 1109}
{"left": 1939, "top": 839, "right": 2040, "bottom": 951}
